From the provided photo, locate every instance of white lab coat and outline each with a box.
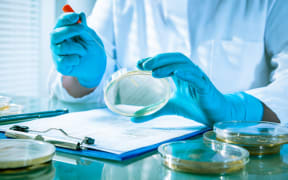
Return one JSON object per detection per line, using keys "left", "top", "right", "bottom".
{"left": 49, "top": 0, "right": 288, "bottom": 125}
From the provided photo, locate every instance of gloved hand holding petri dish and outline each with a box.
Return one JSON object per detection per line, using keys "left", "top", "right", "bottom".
{"left": 104, "top": 69, "right": 172, "bottom": 117}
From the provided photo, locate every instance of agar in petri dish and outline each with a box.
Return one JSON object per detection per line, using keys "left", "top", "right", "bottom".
{"left": 203, "top": 130, "right": 218, "bottom": 143}
{"left": 0, "top": 96, "right": 11, "bottom": 111}
{"left": 0, "top": 162, "right": 55, "bottom": 179}
{"left": 214, "top": 121, "right": 288, "bottom": 155}
{"left": 104, "top": 70, "right": 171, "bottom": 117}
{"left": 0, "top": 104, "right": 23, "bottom": 116}
{"left": 0, "top": 139, "right": 55, "bottom": 169}
{"left": 158, "top": 140, "right": 249, "bottom": 174}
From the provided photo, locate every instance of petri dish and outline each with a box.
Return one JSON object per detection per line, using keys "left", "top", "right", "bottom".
{"left": 0, "top": 96, "right": 11, "bottom": 111}
{"left": 158, "top": 140, "right": 249, "bottom": 174}
{"left": 0, "top": 139, "right": 55, "bottom": 169}
{"left": 214, "top": 121, "right": 288, "bottom": 155}
{"left": 0, "top": 104, "right": 23, "bottom": 116}
{"left": 104, "top": 69, "right": 171, "bottom": 117}
{"left": 0, "top": 162, "right": 55, "bottom": 180}
{"left": 203, "top": 130, "right": 218, "bottom": 143}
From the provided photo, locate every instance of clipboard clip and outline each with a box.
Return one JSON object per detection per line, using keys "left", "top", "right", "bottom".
{"left": 5, "top": 125, "right": 95, "bottom": 150}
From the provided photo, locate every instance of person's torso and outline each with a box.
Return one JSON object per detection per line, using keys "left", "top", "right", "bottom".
{"left": 112, "top": 0, "right": 273, "bottom": 93}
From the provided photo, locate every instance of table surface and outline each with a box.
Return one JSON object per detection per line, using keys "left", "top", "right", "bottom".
{"left": 1, "top": 95, "right": 288, "bottom": 180}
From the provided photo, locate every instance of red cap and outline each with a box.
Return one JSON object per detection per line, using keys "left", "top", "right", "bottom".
{"left": 62, "top": 4, "right": 81, "bottom": 23}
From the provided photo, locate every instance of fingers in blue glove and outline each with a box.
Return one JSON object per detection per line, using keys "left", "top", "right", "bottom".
{"left": 137, "top": 57, "right": 152, "bottom": 70}
{"left": 138, "top": 53, "right": 202, "bottom": 78}
{"left": 79, "top": 12, "right": 87, "bottom": 25}
{"left": 57, "top": 55, "right": 80, "bottom": 66}
{"left": 68, "top": 66, "right": 103, "bottom": 88}
{"left": 138, "top": 52, "right": 211, "bottom": 93}
{"left": 53, "top": 55, "right": 80, "bottom": 74}
{"left": 131, "top": 113, "right": 159, "bottom": 123}
{"left": 131, "top": 99, "right": 176, "bottom": 123}
{"left": 52, "top": 12, "right": 103, "bottom": 51}
{"left": 174, "top": 70, "right": 208, "bottom": 93}
{"left": 153, "top": 65, "right": 208, "bottom": 93}
{"left": 55, "top": 13, "right": 80, "bottom": 28}
{"left": 77, "top": 12, "right": 104, "bottom": 46}
{"left": 141, "top": 52, "right": 189, "bottom": 70}
{"left": 54, "top": 62, "right": 73, "bottom": 76}
{"left": 51, "top": 24, "right": 85, "bottom": 44}
{"left": 51, "top": 40, "right": 87, "bottom": 56}
{"left": 152, "top": 64, "right": 200, "bottom": 78}
{"left": 131, "top": 96, "right": 209, "bottom": 125}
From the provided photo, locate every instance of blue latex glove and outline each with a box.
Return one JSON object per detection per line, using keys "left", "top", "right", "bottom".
{"left": 135, "top": 53, "right": 264, "bottom": 126}
{"left": 50, "top": 12, "right": 106, "bottom": 88}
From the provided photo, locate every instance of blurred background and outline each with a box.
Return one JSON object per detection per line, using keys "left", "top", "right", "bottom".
{"left": 0, "top": 0, "right": 97, "bottom": 97}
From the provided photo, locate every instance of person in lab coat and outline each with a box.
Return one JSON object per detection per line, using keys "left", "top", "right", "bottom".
{"left": 50, "top": 0, "right": 288, "bottom": 126}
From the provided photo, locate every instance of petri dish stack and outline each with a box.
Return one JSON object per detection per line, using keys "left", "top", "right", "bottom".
{"left": 158, "top": 121, "right": 288, "bottom": 174}
{"left": 158, "top": 140, "right": 249, "bottom": 174}
{"left": 0, "top": 139, "right": 55, "bottom": 170}
{"left": 212, "top": 121, "right": 288, "bottom": 155}
{"left": 104, "top": 70, "right": 171, "bottom": 117}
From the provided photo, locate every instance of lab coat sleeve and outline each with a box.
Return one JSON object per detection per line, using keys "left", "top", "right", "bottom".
{"left": 246, "top": 0, "right": 288, "bottom": 125}
{"left": 49, "top": 0, "right": 116, "bottom": 104}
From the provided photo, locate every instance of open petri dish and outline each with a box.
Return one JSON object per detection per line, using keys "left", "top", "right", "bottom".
{"left": 0, "top": 96, "right": 11, "bottom": 111}
{"left": 0, "top": 104, "right": 23, "bottom": 116}
{"left": 104, "top": 69, "right": 171, "bottom": 117}
{"left": 0, "top": 139, "right": 55, "bottom": 169}
{"left": 0, "top": 162, "right": 55, "bottom": 180}
{"left": 214, "top": 121, "right": 288, "bottom": 155}
{"left": 203, "top": 130, "right": 218, "bottom": 143}
{"left": 158, "top": 140, "right": 249, "bottom": 174}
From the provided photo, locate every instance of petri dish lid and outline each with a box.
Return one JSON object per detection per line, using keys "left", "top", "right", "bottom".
{"left": 0, "top": 139, "right": 55, "bottom": 169}
{"left": 214, "top": 121, "right": 288, "bottom": 146}
{"left": 158, "top": 140, "right": 249, "bottom": 174}
{"left": 104, "top": 70, "right": 171, "bottom": 117}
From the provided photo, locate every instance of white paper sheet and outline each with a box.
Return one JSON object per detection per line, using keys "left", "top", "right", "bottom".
{"left": 0, "top": 109, "right": 206, "bottom": 154}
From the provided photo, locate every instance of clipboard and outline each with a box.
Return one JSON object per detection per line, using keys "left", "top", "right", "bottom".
{"left": 0, "top": 109, "right": 210, "bottom": 161}
{"left": 4, "top": 125, "right": 95, "bottom": 150}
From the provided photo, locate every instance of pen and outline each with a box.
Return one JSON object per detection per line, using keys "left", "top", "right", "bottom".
{"left": 0, "top": 109, "right": 69, "bottom": 122}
